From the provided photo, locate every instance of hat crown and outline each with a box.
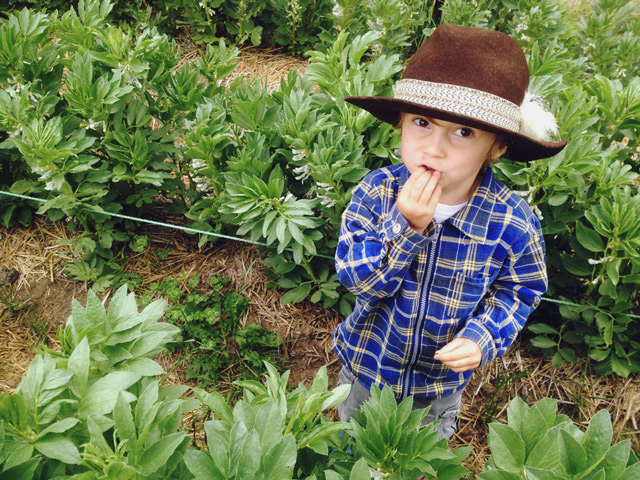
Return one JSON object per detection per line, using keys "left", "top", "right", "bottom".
{"left": 402, "top": 23, "right": 529, "bottom": 106}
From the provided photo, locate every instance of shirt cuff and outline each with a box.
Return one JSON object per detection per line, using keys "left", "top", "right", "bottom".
{"left": 456, "top": 321, "right": 496, "bottom": 367}
{"left": 379, "top": 204, "right": 432, "bottom": 249}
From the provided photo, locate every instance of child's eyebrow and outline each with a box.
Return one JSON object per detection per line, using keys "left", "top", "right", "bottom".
{"left": 419, "top": 116, "right": 474, "bottom": 130}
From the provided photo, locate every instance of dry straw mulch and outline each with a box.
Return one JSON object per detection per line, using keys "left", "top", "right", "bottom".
{"left": 1, "top": 215, "right": 638, "bottom": 474}
{"left": 1, "top": 46, "right": 638, "bottom": 475}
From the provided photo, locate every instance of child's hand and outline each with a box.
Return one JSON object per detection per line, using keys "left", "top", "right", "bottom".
{"left": 434, "top": 338, "right": 482, "bottom": 372}
{"left": 397, "top": 166, "right": 442, "bottom": 233}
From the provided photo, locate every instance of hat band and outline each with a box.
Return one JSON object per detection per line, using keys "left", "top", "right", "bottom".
{"left": 394, "top": 79, "right": 522, "bottom": 133}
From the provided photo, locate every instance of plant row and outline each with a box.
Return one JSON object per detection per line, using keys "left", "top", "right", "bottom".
{"left": 1, "top": 287, "right": 639, "bottom": 479}
{"left": 0, "top": 0, "right": 639, "bottom": 376}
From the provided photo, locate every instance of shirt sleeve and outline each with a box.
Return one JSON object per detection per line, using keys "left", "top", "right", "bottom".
{"left": 335, "top": 177, "right": 432, "bottom": 302}
{"left": 455, "top": 215, "right": 548, "bottom": 366}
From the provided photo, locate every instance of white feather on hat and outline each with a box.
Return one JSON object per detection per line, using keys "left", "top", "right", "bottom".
{"left": 520, "top": 92, "right": 559, "bottom": 142}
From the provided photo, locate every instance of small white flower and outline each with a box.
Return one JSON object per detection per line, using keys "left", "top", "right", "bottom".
{"left": 291, "top": 148, "right": 306, "bottom": 161}
{"left": 192, "top": 159, "right": 204, "bottom": 170}
{"left": 318, "top": 195, "right": 335, "bottom": 208}
{"left": 293, "top": 165, "right": 310, "bottom": 182}
{"left": 515, "top": 22, "right": 528, "bottom": 33}
{"left": 532, "top": 204, "right": 544, "bottom": 221}
{"left": 588, "top": 256, "right": 612, "bottom": 265}
{"left": 369, "top": 468, "right": 388, "bottom": 480}
{"left": 316, "top": 182, "right": 333, "bottom": 191}
{"left": 45, "top": 180, "right": 56, "bottom": 191}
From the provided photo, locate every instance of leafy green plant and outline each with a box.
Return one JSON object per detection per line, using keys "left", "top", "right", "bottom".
{"left": 0, "top": 285, "right": 195, "bottom": 479}
{"left": 191, "top": 363, "right": 351, "bottom": 479}
{"left": 0, "top": 0, "right": 215, "bottom": 291}
{"left": 345, "top": 385, "right": 471, "bottom": 479}
{"left": 480, "top": 396, "right": 640, "bottom": 479}
{"left": 151, "top": 273, "right": 282, "bottom": 389}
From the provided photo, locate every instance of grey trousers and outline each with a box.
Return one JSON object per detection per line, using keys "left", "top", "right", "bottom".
{"left": 336, "top": 366, "right": 462, "bottom": 441}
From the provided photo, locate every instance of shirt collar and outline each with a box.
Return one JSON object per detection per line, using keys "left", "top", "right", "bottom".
{"left": 449, "top": 168, "right": 498, "bottom": 243}
{"left": 396, "top": 164, "right": 498, "bottom": 243}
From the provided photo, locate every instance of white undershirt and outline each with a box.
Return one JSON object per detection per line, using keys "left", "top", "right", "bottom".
{"left": 433, "top": 202, "right": 467, "bottom": 224}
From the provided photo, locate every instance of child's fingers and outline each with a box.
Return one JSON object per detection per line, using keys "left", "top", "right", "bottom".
{"left": 434, "top": 338, "right": 482, "bottom": 372}
{"left": 397, "top": 168, "right": 441, "bottom": 230}
{"left": 408, "top": 167, "right": 440, "bottom": 204}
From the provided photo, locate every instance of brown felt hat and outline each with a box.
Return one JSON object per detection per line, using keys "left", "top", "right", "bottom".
{"left": 346, "top": 23, "right": 568, "bottom": 162}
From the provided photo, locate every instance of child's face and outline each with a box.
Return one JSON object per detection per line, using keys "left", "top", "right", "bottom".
{"left": 399, "top": 113, "right": 505, "bottom": 204}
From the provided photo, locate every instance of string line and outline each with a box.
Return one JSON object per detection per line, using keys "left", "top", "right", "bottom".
{"left": 2, "top": 189, "right": 638, "bottom": 319}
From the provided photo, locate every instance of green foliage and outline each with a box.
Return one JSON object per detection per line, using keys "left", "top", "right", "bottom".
{"left": 328, "top": 0, "right": 439, "bottom": 59}
{"left": 2, "top": 0, "right": 640, "bottom": 377}
{"left": 152, "top": 0, "right": 334, "bottom": 54}
{"left": 149, "top": 273, "right": 282, "bottom": 390}
{"left": 480, "top": 396, "right": 640, "bottom": 479}
{"left": 346, "top": 386, "right": 471, "bottom": 479}
{"left": 0, "top": 285, "right": 196, "bottom": 479}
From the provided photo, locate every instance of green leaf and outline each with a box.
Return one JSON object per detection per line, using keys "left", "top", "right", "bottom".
{"left": 582, "top": 409, "right": 613, "bottom": 468}
{"left": 597, "top": 440, "right": 631, "bottom": 479}
{"left": 0, "top": 458, "right": 39, "bottom": 480}
{"left": 262, "top": 435, "right": 296, "bottom": 480}
{"left": 195, "top": 388, "right": 233, "bottom": 425}
{"left": 477, "top": 471, "right": 521, "bottom": 479}
{"left": 620, "top": 462, "right": 640, "bottom": 479}
{"left": 527, "top": 323, "right": 560, "bottom": 335}
{"left": 34, "top": 434, "right": 81, "bottom": 464}
{"left": 280, "top": 283, "right": 312, "bottom": 305}
{"left": 349, "top": 457, "right": 372, "bottom": 480}
{"left": 254, "top": 401, "right": 284, "bottom": 453}
{"left": 559, "top": 429, "right": 587, "bottom": 475}
{"left": 37, "top": 418, "right": 79, "bottom": 438}
{"left": 184, "top": 448, "right": 224, "bottom": 480}
{"left": 575, "top": 221, "right": 605, "bottom": 253}
{"left": 522, "top": 466, "right": 564, "bottom": 480}
{"left": 506, "top": 397, "right": 528, "bottom": 434}
{"left": 113, "top": 392, "right": 137, "bottom": 456}
{"left": 530, "top": 336, "right": 557, "bottom": 349}
{"left": 67, "top": 336, "right": 90, "bottom": 396}
{"left": 488, "top": 423, "right": 526, "bottom": 473}
{"left": 139, "top": 432, "right": 187, "bottom": 476}
{"left": 78, "top": 371, "right": 140, "bottom": 419}
{"left": 521, "top": 405, "right": 548, "bottom": 457}
{"left": 526, "top": 427, "right": 562, "bottom": 471}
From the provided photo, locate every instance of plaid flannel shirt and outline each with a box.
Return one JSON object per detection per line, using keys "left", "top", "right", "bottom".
{"left": 332, "top": 164, "right": 548, "bottom": 399}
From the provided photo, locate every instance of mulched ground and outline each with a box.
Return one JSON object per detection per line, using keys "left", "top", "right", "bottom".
{"left": 1, "top": 215, "right": 638, "bottom": 475}
{"left": 1, "top": 42, "right": 638, "bottom": 475}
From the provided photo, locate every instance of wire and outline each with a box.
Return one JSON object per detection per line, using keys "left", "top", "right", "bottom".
{"left": 1, "top": 189, "right": 638, "bottom": 319}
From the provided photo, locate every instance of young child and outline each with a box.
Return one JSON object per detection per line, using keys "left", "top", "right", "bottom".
{"left": 332, "top": 23, "right": 567, "bottom": 440}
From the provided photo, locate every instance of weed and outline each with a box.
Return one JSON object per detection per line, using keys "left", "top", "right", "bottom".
{"left": 151, "top": 272, "right": 282, "bottom": 395}
{"left": 478, "top": 367, "right": 528, "bottom": 425}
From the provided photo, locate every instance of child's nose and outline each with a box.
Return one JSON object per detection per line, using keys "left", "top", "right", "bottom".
{"left": 423, "top": 130, "right": 446, "bottom": 157}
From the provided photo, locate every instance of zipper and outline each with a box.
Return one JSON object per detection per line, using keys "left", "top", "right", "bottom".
{"left": 401, "top": 222, "right": 443, "bottom": 399}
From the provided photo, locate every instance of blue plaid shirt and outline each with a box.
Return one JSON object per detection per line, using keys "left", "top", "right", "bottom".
{"left": 333, "top": 164, "right": 548, "bottom": 399}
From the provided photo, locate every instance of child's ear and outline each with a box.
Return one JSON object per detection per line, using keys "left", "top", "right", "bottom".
{"left": 495, "top": 143, "right": 508, "bottom": 159}
{"left": 490, "top": 137, "right": 508, "bottom": 160}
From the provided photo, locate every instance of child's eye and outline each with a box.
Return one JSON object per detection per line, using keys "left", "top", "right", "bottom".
{"left": 414, "top": 117, "right": 430, "bottom": 128}
{"left": 456, "top": 127, "right": 475, "bottom": 137}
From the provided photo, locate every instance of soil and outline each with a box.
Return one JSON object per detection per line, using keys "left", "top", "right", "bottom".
{"left": 1, "top": 215, "right": 639, "bottom": 475}
{"left": 1, "top": 44, "right": 638, "bottom": 476}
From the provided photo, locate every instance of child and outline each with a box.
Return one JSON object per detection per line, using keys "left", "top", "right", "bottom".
{"left": 332, "top": 23, "right": 567, "bottom": 440}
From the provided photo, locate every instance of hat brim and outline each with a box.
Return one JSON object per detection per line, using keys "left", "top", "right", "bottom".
{"left": 345, "top": 96, "right": 567, "bottom": 162}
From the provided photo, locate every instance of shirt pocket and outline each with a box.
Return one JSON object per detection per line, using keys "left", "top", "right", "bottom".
{"left": 441, "top": 271, "right": 496, "bottom": 319}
